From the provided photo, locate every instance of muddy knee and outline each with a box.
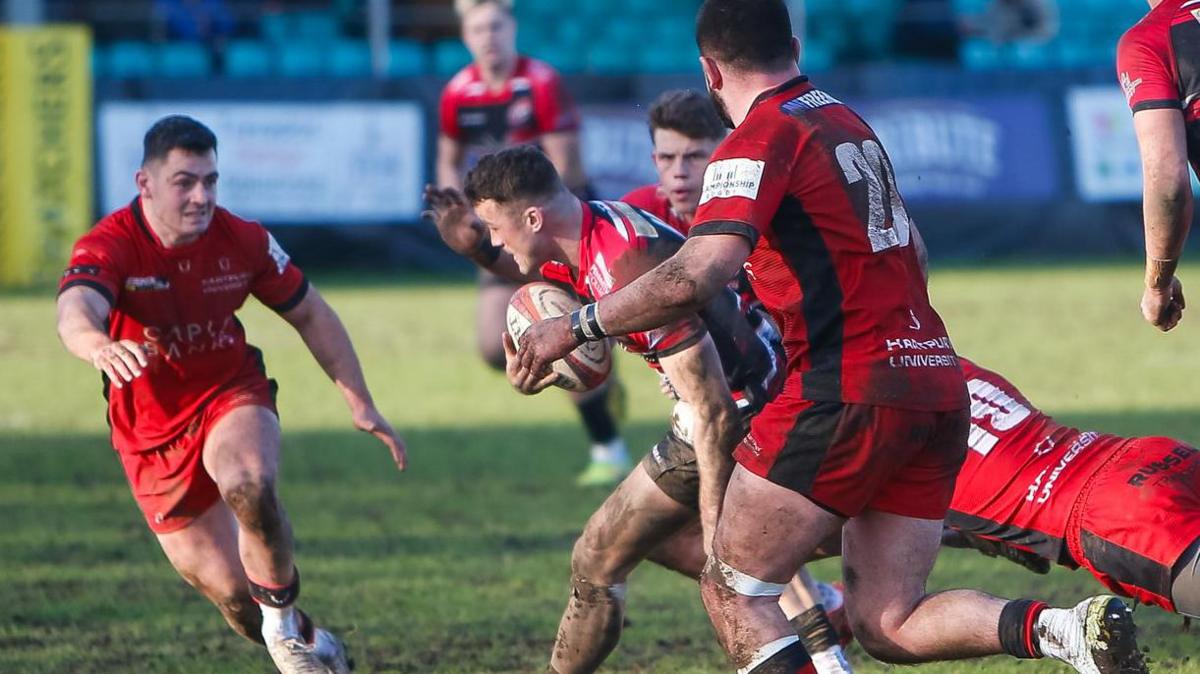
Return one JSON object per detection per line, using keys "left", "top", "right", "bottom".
{"left": 224, "top": 476, "right": 284, "bottom": 538}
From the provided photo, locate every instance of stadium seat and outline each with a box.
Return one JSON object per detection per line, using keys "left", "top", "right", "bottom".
{"left": 1010, "top": 41, "right": 1054, "bottom": 69}
{"left": 525, "top": 43, "right": 587, "bottom": 73}
{"left": 224, "top": 40, "right": 273, "bottom": 77}
{"left": 960, "top": 38, "right": 1003, "bottom": 70}
{"left": 802, "top": 42, "right": 836, "bottom": 73}
{"left": 293, "top": 11, "right": 342, "bottom": 41}
{"left": 328, "top": 40, "right": 371, "bottom": 77}
{"left": 157, "top": 42, "right": 211, "bottom": 78}
{"left": 587, "top": 42, "right": 635, "bottom": 74}
{"left": 278, "top": 42, "right": 325, "bottom": 77}
{"left": 434, "top": 40, "right": 472, "bottom": 76}
{"left": 106, "top": 41, "right": 155, "bottom": 79}
{"left": 388, "top": 40, "right": 428, "bottom": 77}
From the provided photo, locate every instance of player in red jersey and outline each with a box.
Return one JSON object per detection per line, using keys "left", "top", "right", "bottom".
{"left": 55, "top": 116, "right": 406, "bottom": 674}
{"left": 621, "top": 89, "right": 729, "bottom": 235}
{"left": 514, "top": 2, "right": 1145, "bottom": 673}
{"left": 941, "top": 357, "right": 1200, "bottom": 616}
{"left": 1117, "top": 0, "right": 1198, "bottom": 331}
{"left": 426, "top": 145, "right": 797, "bottom": 673}
{"left": 439, "top": 0, "right": 628, "bottom": 488}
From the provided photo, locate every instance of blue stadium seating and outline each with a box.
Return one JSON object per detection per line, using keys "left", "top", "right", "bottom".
{"left": 388, "top": 40, "right": 429, "bottom": 77}
{"left": 277, "top": 42, "right": 325, "bottom": 77}
{"left": 106, "top": 41, "right": 155, "bottom": 79}
{"left": 157, "top": 42, "right": 211, "bottom": 78}
{"left": 328, "top": 40, "right": 372, "bottom": 77}
{"left": 434, "top": 40, "right": 472, "bottom": 76}
{"left": 224, "top": 40, "right": 272, "bottom": 78}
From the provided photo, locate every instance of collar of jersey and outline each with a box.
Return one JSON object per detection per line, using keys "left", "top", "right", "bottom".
{"left": 748, "top": 75, "right": 811, "bottom": 113}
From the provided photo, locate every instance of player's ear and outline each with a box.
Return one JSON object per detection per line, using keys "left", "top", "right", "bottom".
{"left": 525, "top": 205, "right": 543, "bottom": 233}
{"left": 791, "top": 36, "right": 801, "bottom": 65}
{"left": 700, "top": 56, "right": 722, "bottom": 91}
{"left": 134, "top": 167, "right": 151, "bottom": 198}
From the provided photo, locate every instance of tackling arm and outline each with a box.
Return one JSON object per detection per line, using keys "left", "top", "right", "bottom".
{"left": 436, "top": 134, "right": 467, "bottom": 190}
{"left": 56, "top": 285, "right": 148, "bottom": 388}
{"left": 657, "top": 334, "right": 740, "bottom": 555}
{"left": 1134, "top": 108, "right": 1192, "bottom": 330}
{"left": 423, "top": 185, "right": 537, "bottom": 283}
{"left": 280, "top": 286, "right": 407, "bottom": 470}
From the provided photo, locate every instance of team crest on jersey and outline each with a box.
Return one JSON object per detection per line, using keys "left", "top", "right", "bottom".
{"left": 699, "top": 158, "right": 765, "bottom": 205}
{"left": 267, "top": 233, "right": 290, "bottom": 274}
{"left": 125, "top": 276, "right": 170, "bottom": 291}
{"left": 507, "top": 98, "right": 533, "bottom": 127}
{"left": 1121, "top": 72, "right": 1143, "bottom": 102}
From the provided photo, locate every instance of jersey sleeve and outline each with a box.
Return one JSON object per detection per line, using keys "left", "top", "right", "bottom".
{"left": 58, "top": 228, "right": 126, "bottom": 306}
{"left": 689, "top": 124, "right": 797, "bottom": 248}
{"left": 250, "top": 227, "right": 308, "bottom": 312}
{"left": 438, "top": 84, "right": 462, "bottom": 140}
{"left": 1117, "top": 29, "right": 1182, "bottom": 113}
{"left": 531, "top": 66, "right": 580, "bottom": 134}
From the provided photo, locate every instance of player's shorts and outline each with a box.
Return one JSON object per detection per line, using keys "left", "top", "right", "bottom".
{"left": 734, "top": 395, "right": 969, "bottom": 519}
{"left": 640, "top": 429, "right": 700, "bottom": 510}
{"left": 1067, "top": 436, "right": 1200, "bottom": 613}
{"left": 117, "top": 377, "right": 278, "bottom": 535}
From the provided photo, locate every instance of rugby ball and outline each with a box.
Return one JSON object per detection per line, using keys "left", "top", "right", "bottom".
{"left": 506, "top": 282, "right": 612, "bottom": 392}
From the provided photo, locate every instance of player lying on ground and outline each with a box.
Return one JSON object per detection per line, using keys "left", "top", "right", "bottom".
{"left": 425, "top": 146, "right": 850, "bottom": 673}
{"left": 512, "top": 2, "right": 1147, "bottom": 673}
{"left": 55, "top": 116, "right": 406, "bottom": 674}
{"left": 439, "top": 0, "right": 629, "bottom": 486}
{"left": 936, "top": 357, "right": 1200, "bottom": 617}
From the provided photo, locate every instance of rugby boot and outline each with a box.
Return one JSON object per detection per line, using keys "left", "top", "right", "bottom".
{"left": 264, "top": 609, "right": 352, "bottom": 674}
{"left": 1037, "top": 595, "right": 1148, "bottom": 674}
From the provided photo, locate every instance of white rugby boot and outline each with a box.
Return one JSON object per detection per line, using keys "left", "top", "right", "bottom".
{"left": 263, "top": 608, "right": 352, "bottom": 674}
{"left": 1036, "top": 595, "right": 1147, "bottom": 674}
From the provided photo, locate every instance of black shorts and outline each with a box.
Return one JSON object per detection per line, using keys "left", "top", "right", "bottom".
{"left": 640, "top": 430, "right": 700, "bottom": 510}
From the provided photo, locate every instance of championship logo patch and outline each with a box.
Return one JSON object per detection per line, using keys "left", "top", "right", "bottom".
{"left": 267, "top": 233, "right": 291, "bottom": 274}
{"left": 125, "top": 276, "right": 170, "bottom": 291}
{"left": 699, "top": 158, "right": 766, "bottom": 205}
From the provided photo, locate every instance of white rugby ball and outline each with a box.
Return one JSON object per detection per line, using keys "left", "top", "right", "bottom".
{"left": 506, "top": 282, "right": 612, "bottom": 392}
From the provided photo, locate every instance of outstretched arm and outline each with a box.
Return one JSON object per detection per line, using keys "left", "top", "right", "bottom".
{"left": 658, "top": 334, "right": 740, "bottom": 555}
{"left": 423, "top": 185, "right": 538, "bottom": 283}
{"left": 280, "top": 286, "right": 407, "bottom": 471}
{"left": 1134, "top": 108, "right": 1191, "bottom": 331}
{"left": 56, "top": 285, "right": 148, "bottom": 389}
{"left": 515, "top": 234, "right": 751, "bottom": 376}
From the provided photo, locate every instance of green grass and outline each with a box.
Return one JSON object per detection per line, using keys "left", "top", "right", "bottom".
{"left": 2, "top": 262, "right": 1199, "bottom": 673}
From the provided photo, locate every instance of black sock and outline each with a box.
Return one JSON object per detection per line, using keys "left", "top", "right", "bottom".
{"left": 790, "top": 605, "right": 839, "bottom": 653}
{"left": 746, "top": 639, "right": 812, "bottom": 673}
{"left": 999, "top": 598, "right": 1047, "bottom": 659}
{"left": 576, "top": 386, "right": 618, "bottom": 444}
{"left": 248, "top": 567, "right": 300, "bottom": 608}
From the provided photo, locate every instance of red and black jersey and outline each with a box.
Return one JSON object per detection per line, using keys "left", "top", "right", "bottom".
{"left": 690, "top": 76, "right": 966, "bottom": 412}
{"left": 947, "top": 358, "right": 1130, "bottom": 566}
{"left": 59, "top": 198, "right": 307, "bottom": 454}
{"left": 620, "top": 184, "right": 693, "bottom": 234}
{"left": 439, "top": 55, "right": 579, "bottom": 156}
{"left": 1117, "top": 0, "right": 1200, "bottom": 171}
{"left": 540, "top": 200, "right": 784, "bottom": 413}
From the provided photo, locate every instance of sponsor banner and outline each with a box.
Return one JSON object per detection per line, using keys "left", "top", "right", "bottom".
{"left": 98, "top": 102, "right": 425, "bottom": 223}
{"left": 1066, "top": 86, "right": 1148, "bottom": 202}
{"left": 579, "top": 104, "right": 659, "bottom": 199}
{"left": 854, "top": 95, "right": 1059, "bottom": 202}
{"left": 0, "top": 26, "right": 93, "bottom": 286}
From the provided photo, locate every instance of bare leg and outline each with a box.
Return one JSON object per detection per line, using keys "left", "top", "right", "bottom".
{"left": 840, "top": 511, "right": 1007, "bottom": 662}
{"left": 476, "top": 278, "right": 518, "bottom": 371}
{"left": 549, "top": 465, "right": 695, "bottom": 674}
{"left": 202, "top": 405, "right": 294, "bottom": 586}
{"left": 646, "top": 518, "right": 706, "bottom": 580}
{"left": 156, "top": 501, "right": 263, "bottom": 643}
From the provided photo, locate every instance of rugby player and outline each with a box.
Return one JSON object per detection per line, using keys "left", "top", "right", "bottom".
{"left": 55, "top": 116, "right": 406, "bottom": 674}
{"left": 439, "top": 0, "right": 629, "bottom": 486}
{"left": 425, "top": 145, "right": 795, "bottom": 673}
{"left": 940, "top": 357, "right": 1200, "bottom": 618}
{"left": 513, "top": 1, "right": 1147, "bottom": 672}
{"left": 1118, "top": 0, "right": 1196, "bottom": 331}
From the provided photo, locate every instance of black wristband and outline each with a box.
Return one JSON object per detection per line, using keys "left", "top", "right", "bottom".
{"left": 577, "top": 303, "right": 608, "bottom": 341}
{"left": 569, "top": 309, "right": 588, "bottom": 344}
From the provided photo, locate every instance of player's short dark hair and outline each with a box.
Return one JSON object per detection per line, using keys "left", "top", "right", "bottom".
{"left": 464, "top": 146, "right": 563, "bottom": 206}
{"left": 142, "top": 115, "right": 217, "bottom": 165}
{"left": 696, "top": 0, "right": 796, "bottom": 71}
{"left": 648, "top": 89, "right": 727, "bottom": 142}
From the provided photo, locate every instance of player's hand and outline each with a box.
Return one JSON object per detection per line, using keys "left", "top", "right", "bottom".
{"left": 422, "top": 184, "right": 484, "bottom": 256}
{"left": 1141, "top": 276, "right": 1185, "bottom": 331}
{"left": 502, "top": 332, "right": 557, "bottom": 395}
{"left": 89, "top": 340, "right": 149, "bottom": 388}
{"left": 514, "top": 315, "right": 578, "bottom": 388}
{"left": 353, "top": 405, "right": 408, "bottom": 472}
